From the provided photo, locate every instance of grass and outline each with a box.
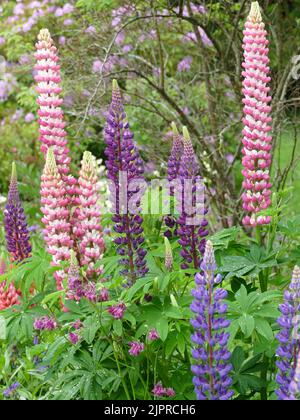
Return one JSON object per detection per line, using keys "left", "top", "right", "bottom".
{"left": 273, "top": 125, "right": 300, "bottom": 215}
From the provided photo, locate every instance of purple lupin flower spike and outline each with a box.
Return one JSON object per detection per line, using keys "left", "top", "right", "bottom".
{"left": 165, "top": 122, "right": 183, "bottom": 238}
{"left": 276, "top": 266, "right": 300, "bottom": 400}
{"left": 167, "top": 122, "right": 183, "bottom": 182}
{"left": 191, "top": 240, "right": 233, "bottom": 400}
{"left": 177, "top": 127, "right": 208, "bottom": 269}
{"left": 4, "top": 162, "right": 31, "bottom": 263}
{"left": 288, "top": 352, "right": 300, "bottom": 400}
{"left": 104, "top": 80, "right": 148, "bottom": 285}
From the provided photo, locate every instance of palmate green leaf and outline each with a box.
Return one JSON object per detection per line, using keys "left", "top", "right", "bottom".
{"left": 126, "top": 276, "right": 153, "bottom": 301}
{"left": 0, "top": 250, "right": 53, "bottom": 295}
{"left": 210, "top": 227, "right": 241, "bottom": 249}
{"left": 83, "top": 316, "right": 99, "bottom": 344}
{"left": 278, "top": 216, "right": 300, "bottom": 238}
{"left": 96, "top": 255, "right": 121, "bottom": 279}
{"left": 238, "top": 374, "right": 265, "bottom": 393}
{"left": 165, "top": 332, "right": 178, "bottom": 358}
{"left": 113, "top": 319, "right": 123, "bottom": 336}
{"left": 255, "top": 304, "right": 280, "bottom": 318}
{"left": 220, "top": 245, "right": 277, "bottom": 280}
{"left": 253, "top": 338, "right": 278, "bottom": 358}
{"left": 80, "top": 374, "right": 103, "bottom": 400}
{"left": 231, "top": 346, "right": 245, "bottom": 371}
{"left": 228, "top": 319, "right": 240, "bottom": 345}
{"left": 228, "top": 286, "right": 280, "bottom": 341}
{"left": 254, "top": 318, "right": 274, "bottom": 341}
{"left": 177, "top": 333, "right": 186, "bottom": 356}
{"left": 231, "top": 348, "right": 265, "bottom": 394}
{"left": 41, "top": 290, "right": 64, "bottom": 307}
{"left": 53, "top": 378, "right": 81, "bottom": 400}
{"left": 255, "top": 291, "right": 281, "bottom": 306}
{"left": 156, "top": 317, "right": 169, "bottom": 342}
{"left": 238, "top": 314, "right": 255, "bottom": 338}
{"left": 235, "top": 285, "right": 248, "bottom": 311}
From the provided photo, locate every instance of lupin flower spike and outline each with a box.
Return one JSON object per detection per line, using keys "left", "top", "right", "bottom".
{"left": 4, "top": 162, "right": 31, "bottom": 263}
{"left": 35, "top": 29, "right": 77, "bottom": 205}
{"left": 191, "top": 240, "right": 233, "bottom": 400}
{"left": 40, "top": 148, "right": 73, "bottom": 290}
{"left": 0, "top": 254, "right": 21, "bottom": 311}
{"left": 104, "top": 79, "right": 148, "bottom": 285}
{"left": 164, "top": 237, "right": 173, "bottom": 271}
{"left": 67, "top": 250, "right": 84, "bottom": 301}
{"left": 276, "top": 265, "right": 300, "bottom": 400}
{"left": 241, "top": 1, "right": 272, "bottom": 227}
{"left": 167, "top": 122, "right": 183, "bottom": 182}
{"left": 74, "top": 151, "right": 105, "bottom": 278}
{"left": 164, "top": 122, "right": 183, "bottom": 238}
{"left": 288, "top": 352, "right": 300, "bottom": 400}
{"left": 177, "top": 127, "right": 208, "bottom": 269}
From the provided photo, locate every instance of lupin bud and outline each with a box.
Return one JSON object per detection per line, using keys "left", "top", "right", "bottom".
{"left": 164, "top": 237, "right": 173, "bottom": 271}
{"left": 170, "top": 293, "right": 178, "bottom": 307}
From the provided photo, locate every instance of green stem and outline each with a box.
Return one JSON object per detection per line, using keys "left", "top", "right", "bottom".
{"left": 114, "top": 348, "right": 131, "bottom": 400}
{"left": 256, "top": 226, "right": 268, "bottom": 292}
{"left": 260, "top": 355, "right": 268, "bottom": 400}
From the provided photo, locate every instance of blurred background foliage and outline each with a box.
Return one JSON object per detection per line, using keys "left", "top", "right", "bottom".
{"left": 0, "top": 0, "right": 300, "bottom": 229}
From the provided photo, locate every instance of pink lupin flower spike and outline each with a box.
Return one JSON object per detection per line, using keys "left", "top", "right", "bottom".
{"left": 40, "top": 147, "right": 73, "bottom": 290}
{"left": 241, "top": 2, "right": 272, "bottom": 227}
{"left": 35, "top": 29, "right": 78, "bottom": 206}
{"left": 74, "top": 152, "right": 105, "bottom": 278}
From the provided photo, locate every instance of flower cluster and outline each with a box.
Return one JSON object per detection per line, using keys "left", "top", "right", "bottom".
{"left": 40, "top": 147, "right": 73, "bottom": 290}
{"left": 276, "top": 265, "right": 300, "bottom": 400}
{"left": 152, "top": 382, "right": 176, "bottom": 398}
{"left": 3, "top": 382, "right": 20, "bottom": 399}
{"left": 1, "top": 1, "right": 74, "bottom": 34}
{"left": 128, "top": 341, "right": 145, "bottom": 357}
{"left": 67, "top": 251, "right": 109, "bottom": 303}
{"left": 104, "top": 80, "right": 148, "bottom": 284}
{"left": 108, "top": 302, "right": 126, "bottom": 319}
{"left": 34, "top": 316, "right": 58, "bottom": 331}
{"left": 74, "top": 152, "right": 105, "bottom": 278}
{"left": 241, "top": 1, "right": 272, "bottom": 227}
{"left": 177, "top": 127, "right": 208, "bottom": 269}
{"left": 69, "top": 332, "right": 79, "bottom": 345}
{"left": 4, "top": 163, "right": 31, "bottom": 263}
{"left": 148, "top": 329, "right": 159, "bottom": 341}
{"left": 191, "top": 240, "right": 233, "bottom": 400}
{"left": 0, "top": 281, "right": 21, "bottom": 311}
